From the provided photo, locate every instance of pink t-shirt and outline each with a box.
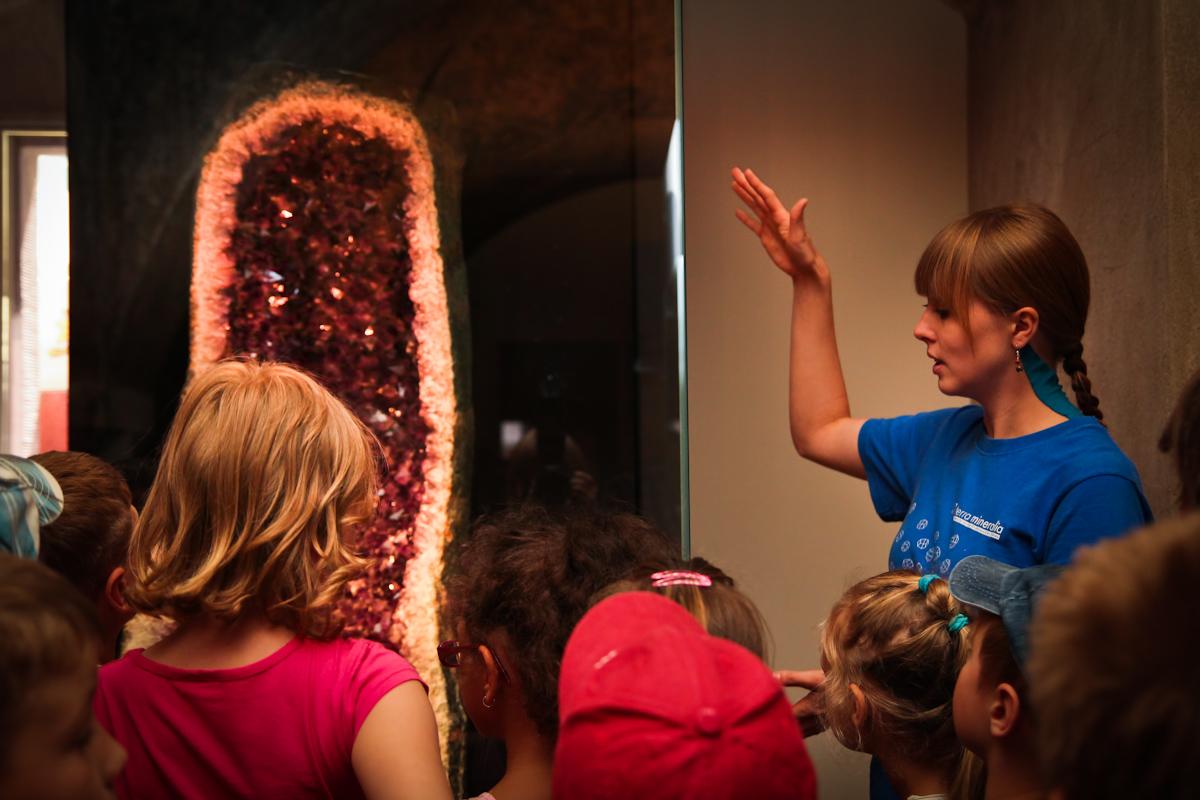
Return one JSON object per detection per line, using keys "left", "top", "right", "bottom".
{"left": 95, "top": 637, "right": 422, "bottom": 800}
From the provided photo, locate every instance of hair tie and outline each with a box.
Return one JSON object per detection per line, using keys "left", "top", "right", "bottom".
{"left": 917, "top": 574, "right": 940, "bottom": 594}
{"left": 650, "top": 570, "right": 713, "bottom": 588}
{"left": 947, "top": 613, "right": 969, "bottom": 634}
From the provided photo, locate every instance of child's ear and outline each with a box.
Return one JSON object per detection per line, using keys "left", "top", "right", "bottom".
{"left": 477, "top": 644, "right": 504, "bottom": 707}
{"left": 105, "top": 566, "right": 132, "bottom": 615}
{"left": 988, "top": 681, "right": 1023, "bottom": 739}
{"left": 849, "top": 682, "right": 869, "bottom": 731}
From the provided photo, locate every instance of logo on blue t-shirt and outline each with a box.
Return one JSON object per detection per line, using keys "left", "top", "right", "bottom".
{"left": 951, "top": 503, "right": 1004, "bottom": 540}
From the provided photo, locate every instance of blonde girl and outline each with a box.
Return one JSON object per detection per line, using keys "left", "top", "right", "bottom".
{"left": 820, "top": 571, "right": 981, "bottom": 800}
{"left": 95, "top": 360, "right": 451, "bottom": 800}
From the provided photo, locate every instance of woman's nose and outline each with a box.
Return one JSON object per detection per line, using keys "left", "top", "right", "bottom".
{"left": 913, "top": 310, "right": 935, "bottom": 343}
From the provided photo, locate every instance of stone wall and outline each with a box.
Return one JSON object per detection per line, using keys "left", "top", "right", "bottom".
{"left": 967, "top": 0, "right": 1200, "bottom": 513}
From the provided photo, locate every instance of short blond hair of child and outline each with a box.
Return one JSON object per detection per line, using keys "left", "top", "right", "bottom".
{"left": 124, "top": 360, "right": 379, "bottom": 639}
{"left": 595, "top": 557, "right": 771, "bottom": 661}
{"left": 821, "top": 570, "right": 981, "bottom": 798}
{"left": 1029, "top": 513, "right": 1200, "bottom": 800}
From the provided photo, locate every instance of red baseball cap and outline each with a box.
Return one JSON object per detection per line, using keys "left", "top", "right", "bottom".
{"left": 554, "top": 591, "right": 817, "bottom": 800}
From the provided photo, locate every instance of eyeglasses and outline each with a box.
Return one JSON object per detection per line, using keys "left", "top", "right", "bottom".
{"left": 437, "top": 640, "right": 512, "bottom": 683}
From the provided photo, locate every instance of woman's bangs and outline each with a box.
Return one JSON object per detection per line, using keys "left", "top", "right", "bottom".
{"left": 914, "top": 220, "right": 979, "bottom": 319}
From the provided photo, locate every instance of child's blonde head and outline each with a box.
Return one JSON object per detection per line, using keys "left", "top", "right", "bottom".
{"left": 125, "top": 360, "right": 378, "bottom": 638}
{"left": 821, "top": 571, "right": 975, "bottom": 788}
{"left": 596, "top": 557, "right": 771, "bottom": 661}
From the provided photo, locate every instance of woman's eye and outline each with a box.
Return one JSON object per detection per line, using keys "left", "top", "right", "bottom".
{"left": 935, "top": 308, "right": 950, "bottom": 320}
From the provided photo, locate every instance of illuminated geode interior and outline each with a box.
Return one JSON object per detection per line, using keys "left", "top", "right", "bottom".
{"left": 224, "top": 119, "right": 428, "bottom": 635}
{"left": 191, "top": 83, "right": 458, "bottom": 755}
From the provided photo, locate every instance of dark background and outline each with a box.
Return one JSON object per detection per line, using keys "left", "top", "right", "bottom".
{"left": 36, "top": 0, "right": 680, "bottom": 532}
{"left": 3, "top": 1, "right": 680, "bottom": 791}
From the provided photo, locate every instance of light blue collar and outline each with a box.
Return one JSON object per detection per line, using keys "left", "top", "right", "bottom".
{"left": 1021, "top": 345, "right": 1081, "bottom": 419}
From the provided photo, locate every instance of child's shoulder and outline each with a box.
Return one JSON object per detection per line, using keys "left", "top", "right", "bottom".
{"left": 300, "top": 636, "right": 423, "bottom": 687}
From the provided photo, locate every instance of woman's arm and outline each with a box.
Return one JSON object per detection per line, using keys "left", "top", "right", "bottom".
{"left": 352, "top": 681, "right": 453, "bottom": 800}
{"left": 732, "top": 168, "right": 866, "bottom": 478}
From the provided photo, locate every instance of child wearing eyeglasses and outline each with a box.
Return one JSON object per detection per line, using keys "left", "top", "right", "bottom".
{"left": 94, "top": 360, "right": 451, "bottom": 800}
{"left": 442, "top": 505, "right": 675, "bottom": 800}
{"left": 816, "top": 571, "right": 982, "bottom": 800}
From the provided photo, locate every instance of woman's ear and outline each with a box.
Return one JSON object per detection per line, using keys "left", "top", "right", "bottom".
{"left": 1010, "top": 306, "right": 1040, "bottom": 350}
{"left": 989, "top": 681, "right": 1023, "bottom": 739}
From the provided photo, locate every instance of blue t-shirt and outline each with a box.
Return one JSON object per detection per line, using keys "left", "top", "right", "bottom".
{"left": 858, "top": 405, "right": 1151, "bottom": 576}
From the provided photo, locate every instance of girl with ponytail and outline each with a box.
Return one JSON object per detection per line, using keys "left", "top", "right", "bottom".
{"left": 732, "top": 170, "right": 1150, "bottom": 576}
{"left": 819, "top": 571, "right": 982, "bottom": 800}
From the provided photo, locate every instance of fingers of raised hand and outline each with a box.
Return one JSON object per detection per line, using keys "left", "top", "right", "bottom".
{"left": 790, "top": 198, "right": 809, "bottom": 227}
{"left": 731, "top": 180, "right": 766, "bottom": 217}
{"left": 732, "top": 166, "right": 772, "bottom": 210}
{"left": 744, "top": 169, "right": 785, "bottom": 212}
{"left": 734, "top": 208, "right": 763, "bottom": 235}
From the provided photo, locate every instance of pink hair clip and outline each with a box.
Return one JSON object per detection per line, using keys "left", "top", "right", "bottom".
{"left": 650, "top": 570, "right": 714, "bottom": 588}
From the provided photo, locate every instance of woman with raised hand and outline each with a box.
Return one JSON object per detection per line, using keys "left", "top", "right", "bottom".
{"left": 732, "top": 167, "right": 1150, "bottom": 576}
{"left": 736, "top": 170, "right": 1150, "bottom": 799}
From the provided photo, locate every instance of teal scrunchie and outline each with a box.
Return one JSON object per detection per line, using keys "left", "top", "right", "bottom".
{"left": 0, "top": 455, "right": 64, "bottom": 559}
{"left": 917, "top": 574, "right": 940, "bottom": 594}
{"left": 948, "top": 613, "right": 970, "bottom": 634}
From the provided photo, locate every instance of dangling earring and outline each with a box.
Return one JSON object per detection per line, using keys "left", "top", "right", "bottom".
{"left": 1014, "top": 348, "right": 1024, "bottom": 373}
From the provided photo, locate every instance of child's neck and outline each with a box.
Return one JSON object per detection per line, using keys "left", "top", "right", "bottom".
{"left": 144, "top": 613, "right": 294, "bottom": 670}
{"left": 983, "top": 740, "right": 1045, "bottom": 800}
{"left": 877, "top": 752, "right": 948, "bottom": 798}
{"left": 488, "top": 711, "right": 553, "bottom": 800}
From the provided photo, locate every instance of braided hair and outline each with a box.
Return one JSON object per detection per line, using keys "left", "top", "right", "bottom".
{"left": 915, "top": 203, "right": 1103, "bottom": 420}
{"left": 1062, "top": 343, "right": 1103, "bottom": 421}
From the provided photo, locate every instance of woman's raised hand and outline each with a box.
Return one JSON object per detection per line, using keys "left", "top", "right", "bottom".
{"left": 732, "top": 167, "right": 824, "bottom": 281}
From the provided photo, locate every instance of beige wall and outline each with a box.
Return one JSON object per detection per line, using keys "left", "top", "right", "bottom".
{"left": 681, "top": 1, "right": 967, "bottom": 795}
{"left": 967, "top": 0, "right": 1200, "bottom": 514}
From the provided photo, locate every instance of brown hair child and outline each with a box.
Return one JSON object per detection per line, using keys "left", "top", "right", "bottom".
{"left": 0, "top": 555, "right": 126, "bottom": 800}
{"left": 1029, "top": 514, "right": 1200, "bottom": 800}
{"left": 948, "top": 555, "right": 1064, "bottom": 800}
{"left": 32, "top": 450, "right": 137, "bottom": 661}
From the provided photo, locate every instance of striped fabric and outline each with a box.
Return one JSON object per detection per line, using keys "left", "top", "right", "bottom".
{"left": 0, "top": 454, "right": 64, "bottom": 559}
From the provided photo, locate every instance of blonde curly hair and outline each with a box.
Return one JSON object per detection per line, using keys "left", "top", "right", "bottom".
{"left": 125, "top": 359, "right": 378, "bottom": 639}
{"left": 820, "top": 570, "right": 980, "bottom": 799}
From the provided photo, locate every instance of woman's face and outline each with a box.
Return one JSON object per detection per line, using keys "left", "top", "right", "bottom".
{"left": 914, "top": 298, "right": 1015, "bottom": 400}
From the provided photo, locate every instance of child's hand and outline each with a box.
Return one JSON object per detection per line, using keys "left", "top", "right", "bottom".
{"left": 774, "top": 669, "right": 826, "bottom": 738}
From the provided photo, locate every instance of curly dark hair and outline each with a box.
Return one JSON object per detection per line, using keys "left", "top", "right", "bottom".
{"left": 445, "top": 504, "right": 676, "bottom": 740}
